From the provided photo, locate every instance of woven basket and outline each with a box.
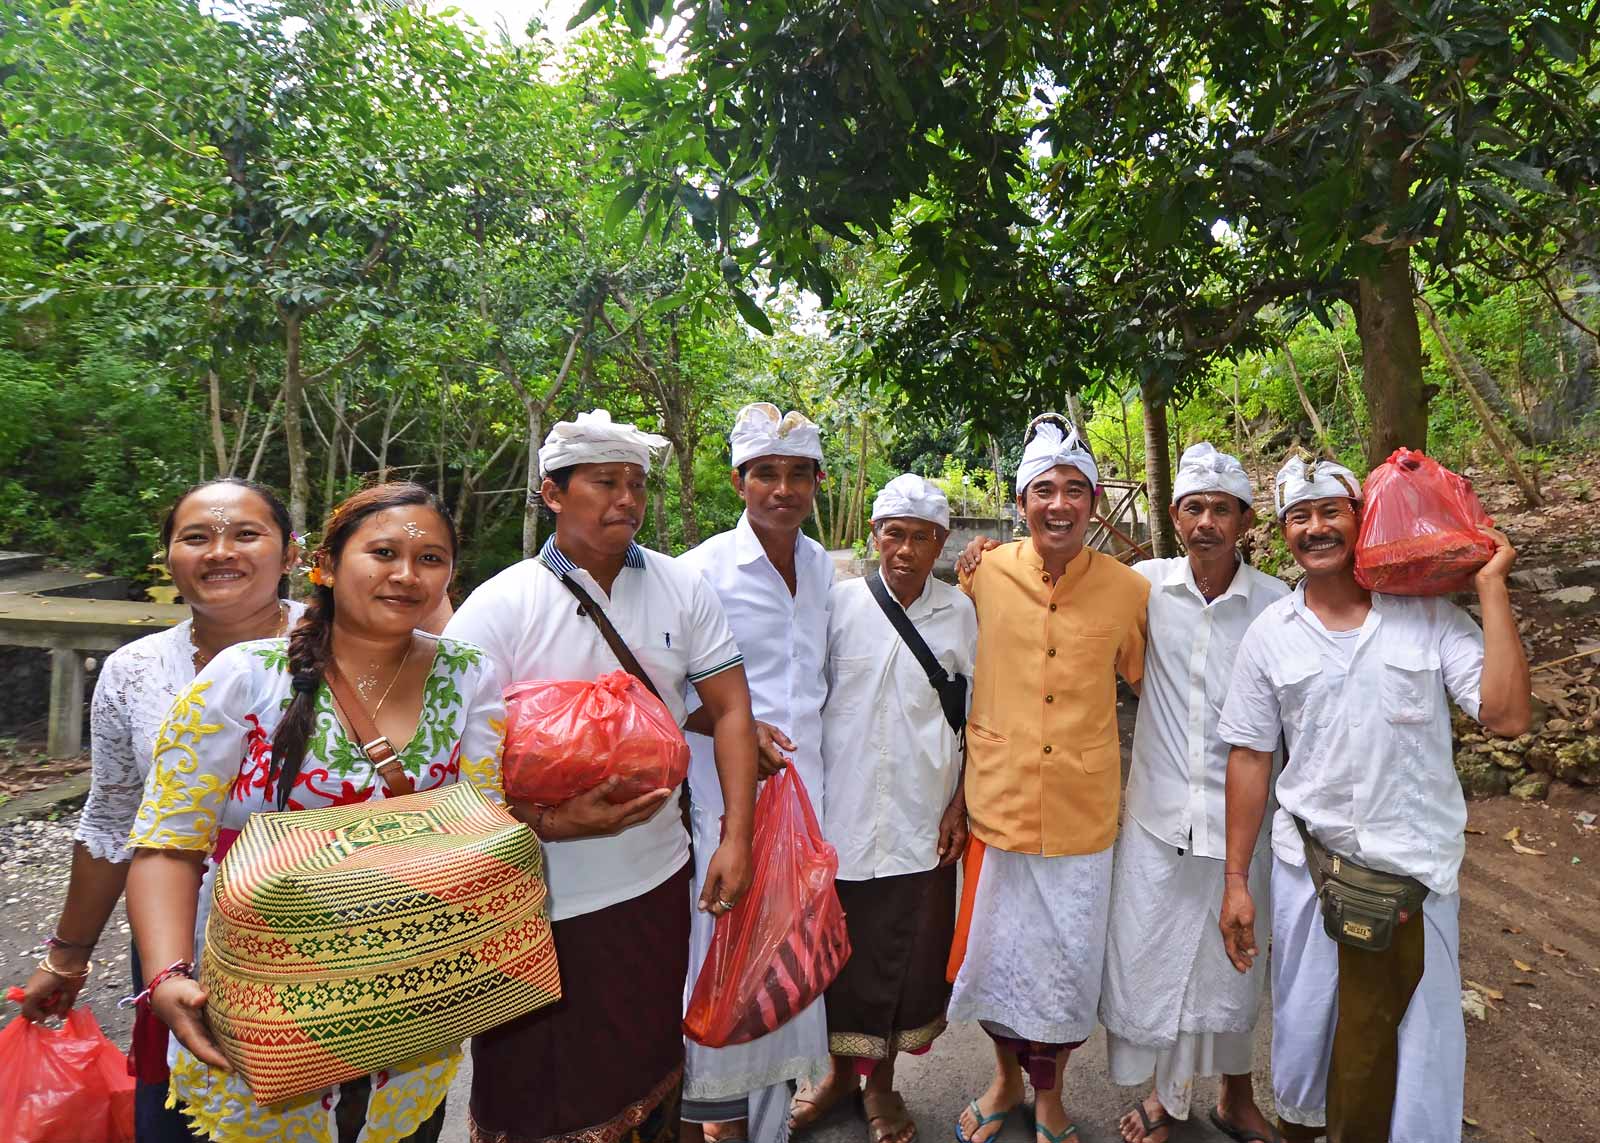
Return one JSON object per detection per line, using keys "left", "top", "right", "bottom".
{"left": 201, "top": 782, "right": 560, "bottom": 1105}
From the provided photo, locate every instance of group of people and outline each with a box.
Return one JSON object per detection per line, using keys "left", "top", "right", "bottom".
{"left": 14, "top": 400, "right": 1529, "bottom": 1143}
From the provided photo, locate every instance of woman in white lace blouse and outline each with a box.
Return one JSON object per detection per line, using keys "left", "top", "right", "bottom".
{"left": 14, "top": 478, "right": 301, "bottom": 1138}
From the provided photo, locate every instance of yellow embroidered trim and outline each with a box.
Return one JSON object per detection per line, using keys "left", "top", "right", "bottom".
{"left": 357, "top": 1045, "right": 460, "bottom": 1143}
{"left": 169, "top": 1049, "right": 332, "bottom": 1143}
{"left": 129, "top": 680, "right": 232, "bottom": 851}
{"left": 461, "top": 714, "right": 506, "bottom": 804}
{"left": 828, "top": 1018, "right": 947, "bottom": 1060}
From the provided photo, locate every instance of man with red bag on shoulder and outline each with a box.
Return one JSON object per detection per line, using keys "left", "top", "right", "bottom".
{"left": 447, "top": 409, "right": 761, "bottom": 1143}
{"left": 1217, "top": 454, "right": 1531, "bottom": 1143}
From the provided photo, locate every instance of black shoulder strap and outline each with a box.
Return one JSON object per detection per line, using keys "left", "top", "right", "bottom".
{"left": 866, "top": 573, "right": 946, "bottom": 684}
{"left": 539, "top": 554, "right": 664, "bottom": 702}
{"left": 865, "top": 574, "right": 967, "bottom": 737}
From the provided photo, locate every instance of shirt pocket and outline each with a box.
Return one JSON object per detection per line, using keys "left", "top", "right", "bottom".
{"left": 825, "top": 654, "right": 878, "bottom": 715}
{"left": 1271, "top": 658, "right": 1324, "bottom": 729}
{"left": 1382, "top": 645, "right": 1440, "bottom": 725}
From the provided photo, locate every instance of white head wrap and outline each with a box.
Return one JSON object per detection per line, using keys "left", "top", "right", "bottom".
{"left": 538, "top": 409, "right": 669, "bottom": 477}
{"left": 870, "top": 474, "right": 951, "bottom": 531}
{"left": 1273, "top": 455, "right": 1363, "bottom": 518}
{"left": 1173, "top": 442, "right": 1254, "bottom": 507}
{"left": 729, "top": 402, "right": 825, "bottom": 468}
{"left": 1015, "top": 417, "right": 1099, "bottom": 495}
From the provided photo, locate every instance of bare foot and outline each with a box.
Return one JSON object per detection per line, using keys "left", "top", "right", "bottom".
{"left": 703, "top": 1121, "right": 750, "bottom": 1143}
{"left": 790, "top": 1069, "right": 859, "bottom": 1131}
{"left": 1117, "top": 1092, "right": 1171, "bottom": 1143}
{"left": 957, "top": 1072, "right": 1025, "bottom": 1143}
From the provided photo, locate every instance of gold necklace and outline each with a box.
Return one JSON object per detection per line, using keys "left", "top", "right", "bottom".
{"left": 369, "top": 640, "right": 413, "bottom": 717}
{"left": 191, "top": 601, "right": 288, "bottom": 670}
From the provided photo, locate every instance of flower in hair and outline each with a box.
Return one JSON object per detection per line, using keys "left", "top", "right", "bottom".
{"left": 307, "top": 566, "right": 329, "bottom": 587}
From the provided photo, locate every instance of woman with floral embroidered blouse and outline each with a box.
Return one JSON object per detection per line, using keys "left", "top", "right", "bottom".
{"left": 126, "top": 482, "right": 508, "bottom": 1143}
{"left": 15, "top": 477, "right": 302, "bottom": 1143}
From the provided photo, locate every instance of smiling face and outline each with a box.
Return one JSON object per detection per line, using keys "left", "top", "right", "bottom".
{"left": 165, "top": 484, "right": 294, "bottom": 617}
{"left": 1172, "top": 491, "right": 1253, "bottom": 559}
{"left": 1281, "top": 496, "right": 1361, "bottom": 578}
{"left": 544, "top": 462, "right": 647, "bottom": 558}
{"left": 1019, "top": 464, "right": 1095, "bottom": 567}
{"left": 325, "top": 505, "right": 454, "bottom": 637}
{"left": 873, "top": 516, "right": 946, "bottom": 602}
{"left": 734, "top": 455, "right": 821, "bottom": 535}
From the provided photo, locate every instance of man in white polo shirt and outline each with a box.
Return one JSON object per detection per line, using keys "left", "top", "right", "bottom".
{"left": 447, "top": 409, "right": 760, "bottom": 1143}
{"left": 1100, "top": 444, "right": 1288, "bottom": 1143}
{"left": 809, "top": 474, "right": 976, "bottom": 1143}
{"left": 1217, "top": 454, "right": 1530, "bottom": 1143}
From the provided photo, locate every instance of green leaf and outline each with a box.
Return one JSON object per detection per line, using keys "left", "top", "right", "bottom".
{"left": 1481, "top": 157, "right": 1557, "bottom": 195}
{"left": 730, "top": 287, "right": 773, "bottom": 335}
{"left": 604, "top": 182, "right": 647, "bottom": 229}
{"left": 1531, "top": 17, "right": 1577, "bottom": 64}
{"left": 566, "top": 0, "right": 609, "bottom": 30}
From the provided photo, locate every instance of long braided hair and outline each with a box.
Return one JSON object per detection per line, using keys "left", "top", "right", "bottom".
{"left": 269, "top": 482, "right": 457, "bottom": 809}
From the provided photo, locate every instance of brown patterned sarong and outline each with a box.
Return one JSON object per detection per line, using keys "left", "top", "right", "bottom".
{"left": 471, "top": 864, "right": 691, "bottom": 1143}
{"left": 826, "top": 865, "right": 957, "bottom": 1062}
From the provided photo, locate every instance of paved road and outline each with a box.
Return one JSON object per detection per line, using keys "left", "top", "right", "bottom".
{"left": 441, "top": 1019, "right": 1276, "bottom": 1143}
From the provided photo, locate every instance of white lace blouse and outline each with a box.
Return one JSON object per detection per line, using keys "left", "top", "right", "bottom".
{"left": 74, "top": 604, "right": 304, "bottom": 863}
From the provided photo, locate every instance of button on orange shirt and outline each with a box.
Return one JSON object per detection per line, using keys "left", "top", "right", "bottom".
{"left": 961, "top": 541, "right": 1149, "bottom": 856}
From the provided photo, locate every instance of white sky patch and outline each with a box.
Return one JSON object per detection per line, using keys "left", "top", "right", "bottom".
{"left": 439, "top": 0, "right": 586, "bottom": 42}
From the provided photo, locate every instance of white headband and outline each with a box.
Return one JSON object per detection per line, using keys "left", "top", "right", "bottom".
{"left": 1173, "top": 442, "right": 1254, "bottom": 507}
{"left": 730, "top": 402, "right": 824, "bottom": 467}
{"left": 539, "top": 409, "right": 669, "bottom": 477}
{"left": 1015, "top": 418, "right": 1099, "bottom": 494}
{"left": 870, "top": 474, "right": 951, "bottom": 531}
{"left": 1273, "top": 456, "right": 1362, "bottom": 518}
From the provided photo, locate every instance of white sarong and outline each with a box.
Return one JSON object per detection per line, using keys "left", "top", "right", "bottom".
{"left": 683, "top": 798, "right": 827, "bottom": 1143}
{"left": 947, "top": 845, "right": 1113, "bottom": 1044}
{"left": 1100, "top": 818, "right": 1269, "bottom": 1118}
{"left": 1271, "top": 855, "right": 1465, "bottom": 1140}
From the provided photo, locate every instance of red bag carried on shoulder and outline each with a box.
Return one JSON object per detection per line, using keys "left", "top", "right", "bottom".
{"left": 1355, "top": 447, "right": 1496, "bottom": 596}
{"left": 0, "top": 1009, "right": 136, "bottom": 1143}
{"left": 683, "top": 766, "right": 851, "bottom": 1048}
{"left": 502, "top": 670, "right": 689, "bottom": 805}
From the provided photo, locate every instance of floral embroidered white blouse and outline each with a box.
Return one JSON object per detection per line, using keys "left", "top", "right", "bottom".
{"left": 77, "top": 606, "right": 306, "bottom": 864}
{"left": 128, "top": 633, "right": 506, "bottom": 1143}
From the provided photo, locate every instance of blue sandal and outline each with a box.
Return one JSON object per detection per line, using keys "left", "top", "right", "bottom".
{"left": 1034, "top": 1124, "right": 1078, "bottom": 1143}
{"left": 954, "top": 1100, "right": 1009, "bottom": 1143}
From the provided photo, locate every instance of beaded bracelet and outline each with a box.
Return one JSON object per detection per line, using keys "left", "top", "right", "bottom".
{"left": 120, "top": 960, "right": 195, "bottom": 1010}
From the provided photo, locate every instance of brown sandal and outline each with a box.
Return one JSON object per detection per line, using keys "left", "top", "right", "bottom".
{"left": 865, "top": 1090, "right": 917, "bottom": 1143}
{"left": 790, "top": 1077, "right": 860, "bottom": 1132}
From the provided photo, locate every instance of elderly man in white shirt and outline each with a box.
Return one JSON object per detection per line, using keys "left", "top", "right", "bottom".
{"left": 677, "top": 402, "right": 835, "bottom": 1143}
{"left": 1100, "top": 444, "right": 1289, "bottom": 1143}
{"left": 801, "top": 474, "right": 977, "bottom": 1143}
{"left": 1217, "top": 455, "right": 1531, "bottom": 1143}
{"left": 446, "top": 409, "right": 760, "bottom": 1143}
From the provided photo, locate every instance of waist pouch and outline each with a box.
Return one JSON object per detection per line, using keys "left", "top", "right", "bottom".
{"left": 1294, "top": 816, "right": 1428, "bottom": 953}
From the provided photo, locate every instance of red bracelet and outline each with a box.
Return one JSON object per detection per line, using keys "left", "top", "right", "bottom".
{"left": 121, "top": 960, "right": 194, "bottom": 1011}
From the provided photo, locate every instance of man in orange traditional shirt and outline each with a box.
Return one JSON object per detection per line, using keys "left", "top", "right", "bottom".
{"left": 950, "top": 414, "right": 1149, "bottom": 1143}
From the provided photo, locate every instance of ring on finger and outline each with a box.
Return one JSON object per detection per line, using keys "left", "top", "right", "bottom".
{"left": 717, "top": 897, "right": 736, "bottom": 911}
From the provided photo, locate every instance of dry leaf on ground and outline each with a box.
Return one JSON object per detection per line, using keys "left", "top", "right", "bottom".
{"left": 1540, "top": 941, "right": 1568, "bottom": 957}
{"left": 1465, "top": 979, "right": 1505, "bottom": 1000}
{"left": 1514, "top": 958, "right": 1535, "bottom": 972}
{"left": 1511, "top": 842, "right": 1547, "bottom": 856}
{"left": 1503, "top": 826, "right": 1521, "bottom": 842}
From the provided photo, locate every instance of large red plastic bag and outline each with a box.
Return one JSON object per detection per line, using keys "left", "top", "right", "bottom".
{"left": 683, "top": 766, "right": 851, "bottom": 1047}
{"left": 1355, "top": 448, "right": 1496, "bottom": 596}
{"left": 502, "top": 669, "right": 689, "bottom": 804}
{"left": 0, "top": 1008, "right": 136, "bottom": 1143}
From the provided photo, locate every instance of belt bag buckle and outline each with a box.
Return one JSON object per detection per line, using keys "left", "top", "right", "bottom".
{"left": 1316, "top": 879, "right": 1403, "bottom": 952}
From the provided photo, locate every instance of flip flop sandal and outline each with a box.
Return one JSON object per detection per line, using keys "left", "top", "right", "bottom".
{"left": 1033, "top": 1123, "right": 1078, "bottom": 1143}
{"left": 954, "top": 1099, "right": 1009, "bottom": 1143}
{"left": 865, "top": 1090, "right": 917, "bottom": 1143}
{"left": 1128, "top": 1103, "right": 1175, "bottom": 1141}
{"left": 1208, "top": 1107, "right": 1287, "bottom": 1143}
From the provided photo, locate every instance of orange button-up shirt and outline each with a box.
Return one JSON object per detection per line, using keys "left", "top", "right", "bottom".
{"left": 961, "top": 542, "right": 1149, "bottom": 856}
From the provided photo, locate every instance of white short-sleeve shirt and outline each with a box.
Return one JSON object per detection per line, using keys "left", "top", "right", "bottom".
{"left": 820, "top": 572, "right": 977, "bottom": 880}
{"left": 445, "top": 539, "right": 743, "bottom": 921}
{"left": 676, "top": 512, "right": 834, "bottom": 813}
{"left": 1124, "top": 558, "right": 1290, "bottom": 860}
{"left": 1216, "top": 586, "right": 1486, "bottom": 896}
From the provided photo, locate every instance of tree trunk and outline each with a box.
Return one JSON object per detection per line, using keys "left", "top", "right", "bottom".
{"left": 523, "top": 404, "right": 543, "bottom": 558}
{"left": 322, "top": 381, "right": 344, "bottom": 519}
{"left": 676, "top": 440, "right": 700, "bottom": 549}
{"left": 1354, "top": 252, "right": 1428, "bottom": 467}
{"left": 651, "top": 478, "right": 668, "bottom": 552}
{"left": 281, "top": 311, "right": 311, "bottom": 535}
{"left": 207, "top": 367, "right": 230, "bottom": 475}
{"left": 1140, "top": 378, "right": 1177, "bottom": 558}
{"left": 1279, "top": 340, "right": 1334, "bottom": 458}
{"left": 247, "top": 385, "right": 283, "bottom": 482}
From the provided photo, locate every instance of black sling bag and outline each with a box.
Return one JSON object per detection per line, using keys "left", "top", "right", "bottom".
{"left": 864, "top": 573, "right": 968, "bottom": 740}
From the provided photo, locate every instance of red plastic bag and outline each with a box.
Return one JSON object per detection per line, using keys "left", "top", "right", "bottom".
{"left": 1355, "top": 447, "right": 1496, "bottom": 596}
{"left": 0, "top": 1009, "right": 136, "bottom": 1143}
{"left": 502, "top": 670, "right": 689, "bottom": 805}
{"left": 683, "top": 767, "right": 851, "bottom": 1047}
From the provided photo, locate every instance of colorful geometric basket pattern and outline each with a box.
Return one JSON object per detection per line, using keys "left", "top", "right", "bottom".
{"left": 201, "top": 782, "right": 561, "bottom": 1105}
